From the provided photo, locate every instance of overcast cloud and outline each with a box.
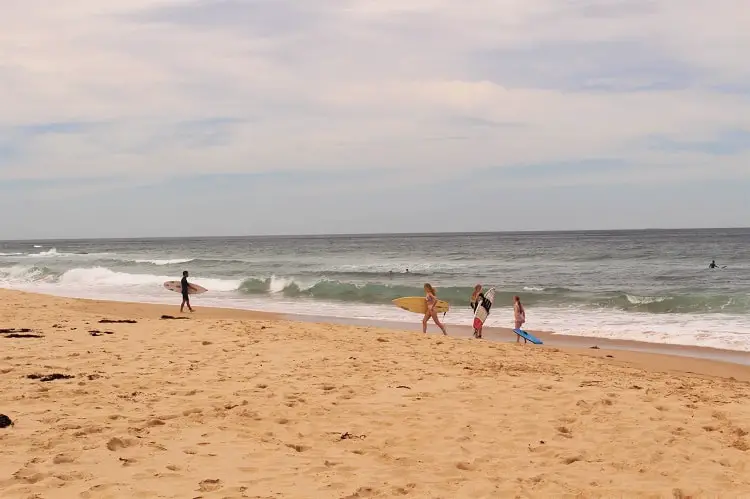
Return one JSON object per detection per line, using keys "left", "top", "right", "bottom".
{"left": 1, "top": 0, "right": 749, "bottom": 238}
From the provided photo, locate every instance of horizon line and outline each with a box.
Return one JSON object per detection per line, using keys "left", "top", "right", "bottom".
{"left": 3, "top": 226, "right": 749, "bottom": 244}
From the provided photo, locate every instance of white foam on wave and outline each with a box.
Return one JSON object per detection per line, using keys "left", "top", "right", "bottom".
{"left": 268, "top": 275, "right": 297, "bottom": 293}
{"left": 625, "top": 294, "right": 668, "bottom": 305}
{"left": 57, "top": 267, "right": 241, "bottom": 292}
{"left": 0, "top": 265, "right": 242, "bottom": 294}
{"left": 0, "top": 265, "right": 49, "bottom": 283}
{"left": 29, "top": 248, "right": 61, "bottom": 257}
{"left": 134, "top": 258, "right": 194, "bottom": 266}
{"left": 520, "top": 306, "right": 750, "bottom": 352}
{"left": 22, "top": 248, "right": 112, "bottom": 259}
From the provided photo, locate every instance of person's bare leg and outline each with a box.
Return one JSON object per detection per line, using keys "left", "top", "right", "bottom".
{"left": 432, "top": 312, "right": 447, "bottom": 335}
{"left": 422, "top": 312, "right": 429, "bottom": 333}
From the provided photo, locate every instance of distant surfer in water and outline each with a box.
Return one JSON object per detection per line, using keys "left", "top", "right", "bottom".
{"left": 423, "top": 283, "right": 448, "bottom": 335}
{"left": 709, "top": 260, "right": 718, "bottom": 269}
{"left": 180, "top": 270, "right": 195, "bottom": 313}
{"left": 513, "top": 296, "right": 526, "bottom": 343}
{"left": 470, "top": 284, "right": 485, "bottom": 338}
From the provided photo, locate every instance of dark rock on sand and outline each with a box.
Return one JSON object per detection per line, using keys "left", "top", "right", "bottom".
{"left": 0, "top": 414, "right": 13, "bottom": 428}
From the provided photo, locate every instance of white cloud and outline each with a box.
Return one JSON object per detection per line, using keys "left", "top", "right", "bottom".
{"left": 1, "top": 0, "right": 749, "bottom": 188}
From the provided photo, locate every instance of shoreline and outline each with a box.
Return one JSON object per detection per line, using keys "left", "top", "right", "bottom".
{"left": 4, "top": 288, "right": 750, "bottom": 375}
{"left": 297, "top": 314, "right": 750, "bottom": 365}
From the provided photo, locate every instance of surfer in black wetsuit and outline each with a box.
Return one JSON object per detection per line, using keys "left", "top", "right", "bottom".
{"left": 709, "top": 260, "right": 718, "bottom": 269}
{"left": 470, "top": 285, "right": 484, "bottom": 312}
{"left": 180, "top": 270, "right": 194, "bottom": 313}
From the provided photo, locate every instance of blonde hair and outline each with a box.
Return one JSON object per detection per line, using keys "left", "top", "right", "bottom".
{"left": 424, "top": 283, "right": 436, "bottom": 295}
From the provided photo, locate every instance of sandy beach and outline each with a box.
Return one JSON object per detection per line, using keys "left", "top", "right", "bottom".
{"left": 2, "top": 289, "right": 750, "bottom": 498}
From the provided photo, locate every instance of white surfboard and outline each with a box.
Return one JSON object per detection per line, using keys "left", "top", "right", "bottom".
{"left": 163, "top": 281, "right": 207, "bottom": 295}
{"left": 472, "top": 287, "right": 495, "bottom": 336}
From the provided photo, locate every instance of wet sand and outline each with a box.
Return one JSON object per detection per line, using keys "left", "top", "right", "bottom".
{"left": 2, "top": 289, "right": 750, "bottom": 497}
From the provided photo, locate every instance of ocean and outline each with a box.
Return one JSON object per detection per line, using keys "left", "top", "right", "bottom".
{"left": 1, "top": 229, "right": 749, "bottom": 351}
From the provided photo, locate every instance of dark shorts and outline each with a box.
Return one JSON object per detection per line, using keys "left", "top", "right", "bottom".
{"left": 182, "top": 292, "right": 189, "bottom": 300}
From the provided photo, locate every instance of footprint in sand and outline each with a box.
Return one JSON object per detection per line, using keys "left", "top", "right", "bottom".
{"left": 106, "top": 437, "right": 135, "bottom": 451}
{"left": 13, "top": 467, "right": 46, "bottom": 484}
{"left": 52, "top": 453, "right": 77, "bottom": 465}
{"left": 285, "top": 443, "right": 310, "bottom": 453}
{"left": 198, "top": 478, "right": 222, "bottom": 492}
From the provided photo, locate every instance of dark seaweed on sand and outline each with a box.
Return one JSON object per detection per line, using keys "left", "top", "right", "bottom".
{"left": 0, "top": 328, "right": 42, "bottom": 338}
{"left": 27, "top": 373, "right": 75, "bottom": 382}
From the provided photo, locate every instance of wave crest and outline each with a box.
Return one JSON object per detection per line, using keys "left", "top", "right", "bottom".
{"left": 134, "top": 258, "right": 194, "bottom": 266}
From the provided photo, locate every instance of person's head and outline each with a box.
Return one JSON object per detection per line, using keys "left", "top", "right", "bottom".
{"left": 513, "top": 295, "right": 520, "bottom": 303}
{"left": 424, "top": 283, "right": 436, "bottom": 295}
{"left": 183, "top": 270, "right": 189, "bottom": 277}
{"left": 474, "top": 284, "right": 482, "bottom": 292}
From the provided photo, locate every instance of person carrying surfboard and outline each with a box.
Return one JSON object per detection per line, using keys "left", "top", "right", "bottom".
{"left": 470, "top": 284, "right": 485, "bottom": 338}
{"left": 513, "top": 295, "right": 526, "bottom": 343}
{"left": 180, "top": 270, "right": 195, "bottom": 313}
{"left": 423, "top": 283, "right": 448, "bottom": 335}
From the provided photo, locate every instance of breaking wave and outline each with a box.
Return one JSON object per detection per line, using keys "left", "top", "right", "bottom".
{"left": 1, "top": 265, "right": 748, "bottom": 314}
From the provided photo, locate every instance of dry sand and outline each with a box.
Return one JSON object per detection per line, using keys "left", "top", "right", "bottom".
{"left": 1, "top": 289, "right": 750, "bottom": 498}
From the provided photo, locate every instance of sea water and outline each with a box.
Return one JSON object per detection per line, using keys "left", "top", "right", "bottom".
{"left": 1, "top": 229, "right": 749, "bottom": 350}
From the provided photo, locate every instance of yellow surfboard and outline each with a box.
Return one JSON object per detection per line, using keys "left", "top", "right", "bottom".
{"left": 392, "top": 296, "right": 450, "bottom": 315}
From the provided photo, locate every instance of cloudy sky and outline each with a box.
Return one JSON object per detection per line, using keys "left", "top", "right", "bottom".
{"left": 2, "top": 0, "right": 749, "bottom": 239}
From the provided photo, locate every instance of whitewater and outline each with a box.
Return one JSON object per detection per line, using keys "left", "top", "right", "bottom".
{"left": 1, "top": 230, "right": 749, "bottom": 351}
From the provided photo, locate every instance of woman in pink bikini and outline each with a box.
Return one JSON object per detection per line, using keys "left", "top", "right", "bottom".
{"left": 422, "top": 283, "right": 448, "bottom": 335}
{"left": 513, "top": 295, "right": 526, "bottom": 343}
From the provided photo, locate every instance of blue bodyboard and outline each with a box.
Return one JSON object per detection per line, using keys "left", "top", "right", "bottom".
{"left": 513, "top": 328, "right": 543, "bottom": 344}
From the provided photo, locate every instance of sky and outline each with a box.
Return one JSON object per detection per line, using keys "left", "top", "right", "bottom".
{"left": 1, "top": 0, "right": 749, "bottom": 239}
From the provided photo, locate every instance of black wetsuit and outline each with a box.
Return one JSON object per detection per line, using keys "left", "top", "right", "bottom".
{"left": 470, "top": 293, "right": 486, "bottom": 312}
{"left": 181, "top": 276, "right": 189, "bottom": 299}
